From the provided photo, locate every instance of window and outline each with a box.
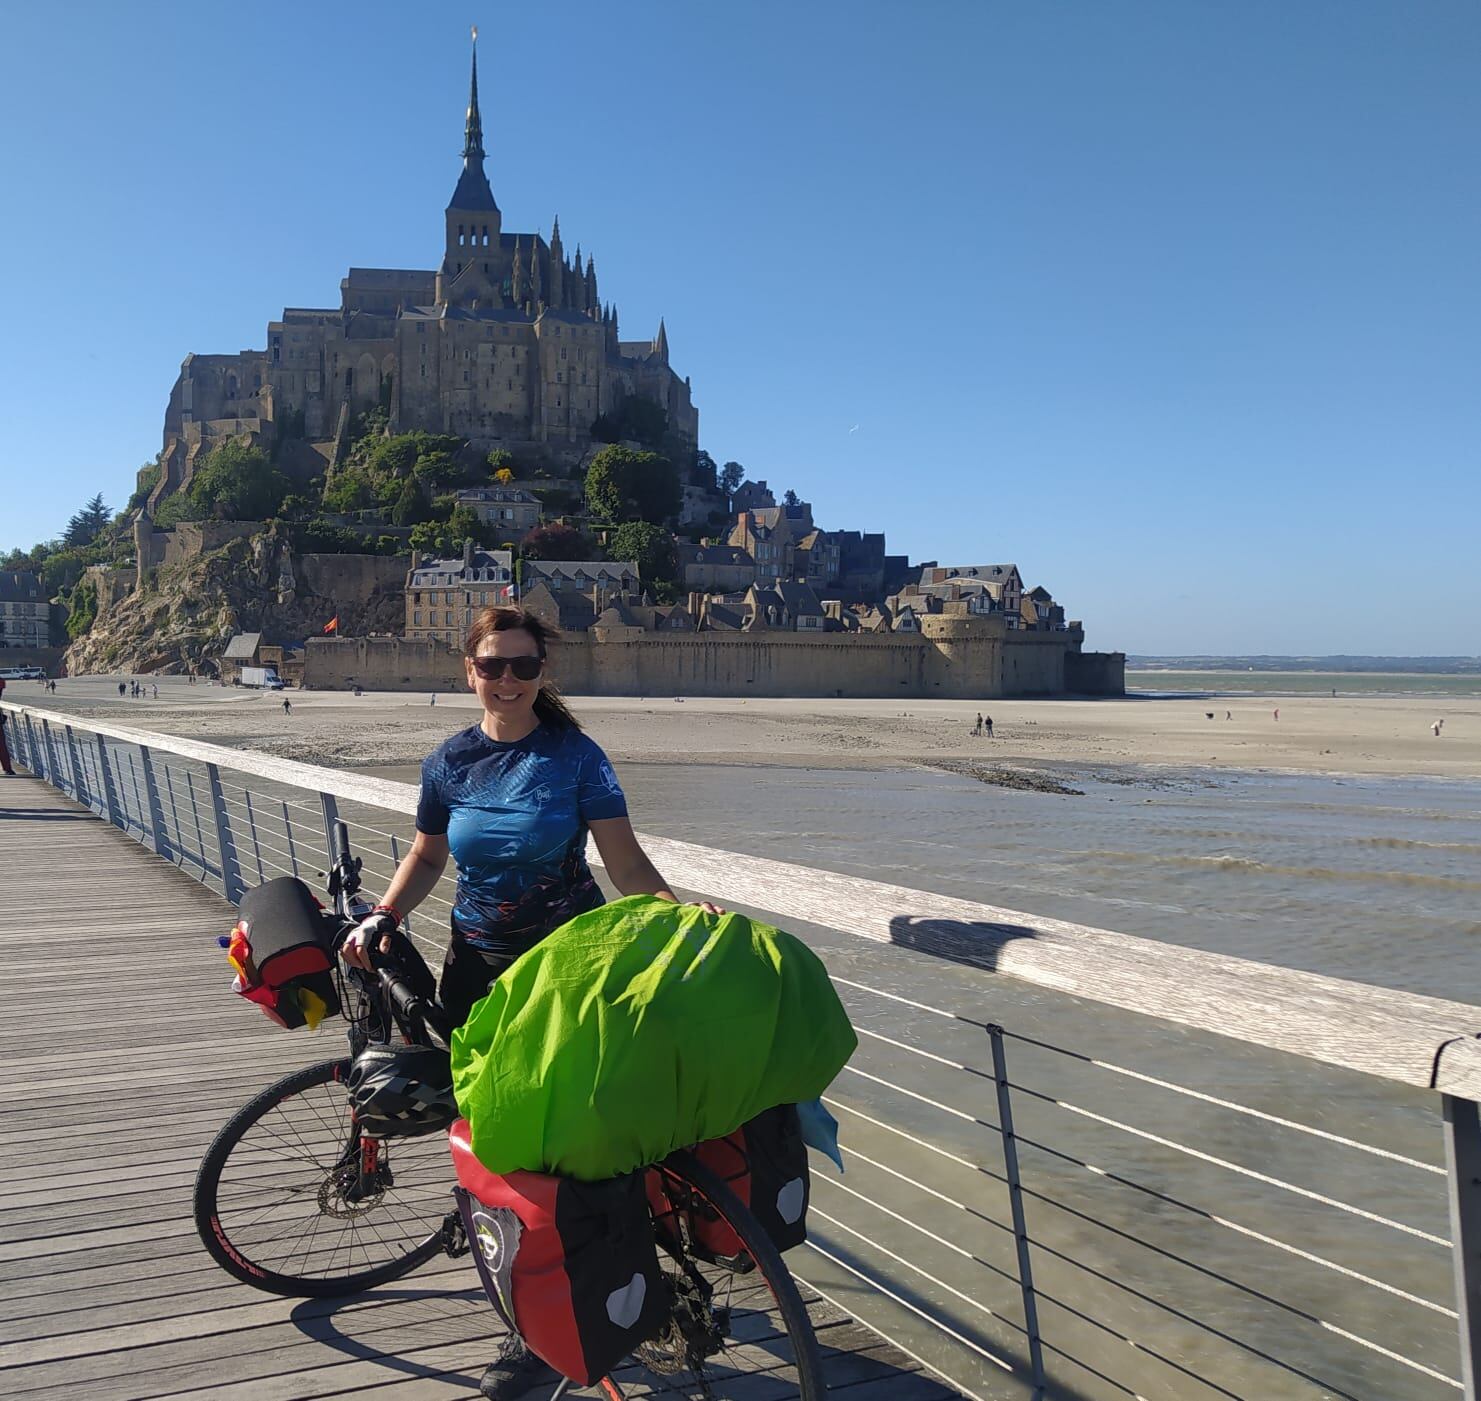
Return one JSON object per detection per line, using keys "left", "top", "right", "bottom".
{"left": 413, "top": 611, "right": 422, "bottom": 626}
{"left": 413, "top": 591, "right": 421, "bottom": 604}
{"left": 560, "top": 348, "right": 567, "bottom": 361}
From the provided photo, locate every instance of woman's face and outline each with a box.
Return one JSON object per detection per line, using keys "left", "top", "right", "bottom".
{"left": 466, "top": 627, "right": 545, "bottom": 722}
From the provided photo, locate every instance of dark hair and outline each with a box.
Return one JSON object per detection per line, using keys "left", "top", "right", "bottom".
{"left": 464, "top": 605, "right": 581, "bottom": 732}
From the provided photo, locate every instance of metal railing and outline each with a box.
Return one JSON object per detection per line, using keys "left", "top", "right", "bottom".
{"left": 5, "top": 699, "right": 1479, "bottom": 1401}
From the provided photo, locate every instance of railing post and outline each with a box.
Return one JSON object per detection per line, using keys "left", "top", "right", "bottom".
{"left": 320, "top": 792, "right": 341, "bottom": 862}
{"left": 94, "top": 734, "right": 121, "bottom": 827}
{"left": 1445, "top": 1094, "right": 1481, "bottom": 1399}
{"left": 206, "top": 762, "right": 245, "bottom": 904}
{"left": 282, "top": 799, "right": 300, "bottom": 877}
{"left": 243, "top": 789, "right": 265, "bottom": 884}
{"left": 987, "top": 1025, "right": 1047, "bottom": 1401}
{"left": 389, "top": 832, "right": 412, "bottom": 934}
{"left": 38, "top": 718, "right": 59, "bottom": 786}
{"left": 138, "top": 746, "right": 173, "bottom": 860}
{"left": 64, "top": 725, "right": 91, "bottom": 811}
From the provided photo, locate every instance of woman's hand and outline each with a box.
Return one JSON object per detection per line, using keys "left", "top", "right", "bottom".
{"left": 692, "top": 901, "right": 726, "bottom": 916}
{"left": 340, "top": 910, "right": 397, "bottom": 970}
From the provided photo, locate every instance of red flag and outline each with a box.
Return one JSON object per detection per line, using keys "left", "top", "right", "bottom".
{"left": 323, "top": 616, "right": 339, "bottom": 635}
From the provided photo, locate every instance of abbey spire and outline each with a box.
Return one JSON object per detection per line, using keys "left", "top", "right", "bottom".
{"left": 447, "top": 26, "right": 499, "bottom": 215}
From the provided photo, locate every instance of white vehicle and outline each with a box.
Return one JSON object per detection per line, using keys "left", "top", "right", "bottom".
{"left": 0, "top": 666, "right": 46, "bottom": 681}
{"left": 241, "top": 666, "right": 286, "bottom": 690}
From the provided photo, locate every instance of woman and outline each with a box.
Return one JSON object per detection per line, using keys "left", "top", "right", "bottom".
{"left": 343, "top": 604, "right": 718, "bottom": 1024}
{"left": 343, "top": 605, "right": 719, "bottom": 1398}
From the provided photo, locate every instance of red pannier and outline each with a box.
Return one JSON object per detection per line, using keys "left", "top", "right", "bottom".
{"left": 449, "top": 1119, "right": 668, "bottom": 1386}
{"left": 647, "top": 1104, "right": 810, "bottom": 1266}
{"left": 226, "top": 877, "right": 341, "bottom": 1030}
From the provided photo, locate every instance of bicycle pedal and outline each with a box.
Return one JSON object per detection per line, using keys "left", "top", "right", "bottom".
{"left": 440, "top": 1209, "right": 468, "bottom": 1257}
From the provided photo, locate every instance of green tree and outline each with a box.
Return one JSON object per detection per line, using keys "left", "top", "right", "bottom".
{"left": 152, "top": 491, "right": 201, "bottom": 526}
{"left": 189, "top": 441, "right": 289, "bottom": 519}
{"left": 64, "top": 493, "right": 111, "bottom": 547}
{"left": 719, "top": 461, "right": 745, "bottom": 503}
{"left": 783, "top": 488, "right": 800, "bottom": 507}
{"left": 390, "top": 479, "right": 434, "bottom": 527}
{"left": 321, "top": 468, "right": 376, "bottom": 513}
{"left": 590, "top": 396, "right": 669, "bottom": 449}
{"left": 608, "top": 521, "right": 678, "bottom": 587}
{"left": 65, "top": 578, "right": 97, "bottom": 640}
{"left": 520, "top": 522, "right": 590, "bottom": 561}
{"left": 43, "top": 549, "right": 88, "bottom": 596}
{"left": 128, "top": 465, "right": 162, "bottom": 512}
{"left": 692, "top": 449, "right": 718, "bottom": 490}
{"left": 584, "top": 445, "right": 681, "bottom": 525}
{"left": 486, "top": 447, "right": 516, "bottom": 477}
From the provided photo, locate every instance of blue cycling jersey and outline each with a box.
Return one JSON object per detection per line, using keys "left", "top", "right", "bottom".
{"left": 415, "top": 722, "right": 627, "bottom": 957}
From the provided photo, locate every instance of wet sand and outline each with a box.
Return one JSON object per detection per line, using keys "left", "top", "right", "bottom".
{"left": 19, "top": 678, "right": 1480, "bottom": 782}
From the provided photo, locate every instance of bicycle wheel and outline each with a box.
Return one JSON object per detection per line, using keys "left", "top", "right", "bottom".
{"left": 627, "top": 1150, "right": 827, "bottom": 1398}
{"left": 193, "top": 1058, "right": 451, "bottom": 1297}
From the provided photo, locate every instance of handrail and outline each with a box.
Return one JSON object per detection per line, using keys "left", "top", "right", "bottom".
{"left": 6, "top": 699, "right": 1479, "bottom": 1096}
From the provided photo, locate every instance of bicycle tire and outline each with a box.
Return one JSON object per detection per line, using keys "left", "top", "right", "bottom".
{"left": 193, "top": 1058, "right": 449, "bottom": 1297}
{"left": 627, "top": 1149, "right": 827, "bottom": 1398}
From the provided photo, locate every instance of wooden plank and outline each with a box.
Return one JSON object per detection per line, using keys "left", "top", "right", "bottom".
{"left": 1, "top": 776, "right": 951, "bottom": 1397}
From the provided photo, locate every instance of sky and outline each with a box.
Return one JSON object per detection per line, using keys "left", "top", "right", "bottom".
{"left": 1, "top": 1, "right": 1477, "bottom": 656}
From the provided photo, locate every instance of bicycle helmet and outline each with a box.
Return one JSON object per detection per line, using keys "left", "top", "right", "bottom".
{"left": 346, "top": 1043, "right": 457, "bottom": 1138}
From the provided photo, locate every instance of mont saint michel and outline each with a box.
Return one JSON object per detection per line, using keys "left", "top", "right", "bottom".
{"left": 152, "top": 37, "right": 696, "bottom": 511}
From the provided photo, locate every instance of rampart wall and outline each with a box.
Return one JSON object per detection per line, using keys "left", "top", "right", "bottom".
{"left": 305, "top": 624, "right": 1126, "bottom": 699}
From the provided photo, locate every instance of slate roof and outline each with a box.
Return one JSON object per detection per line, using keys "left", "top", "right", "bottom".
{"left": 526, "top": 561, "right": 638, "bottom": 584}
{"left": 0, "top": 572, "right": 45, "bottom": 604}
{"left": 409, "top": 550, "right": 513, "bottom": 587}
{"left": 222, "top": 633, "right": 261, "bottom": 661}
{"left": 685, "top": 545, "right": 752, "bottom": 566}
{"left": 457, "top": 487, "right": 541, "bottom": 506}
{"left": 448, "top": 161, "right": 499, "bottom": 212}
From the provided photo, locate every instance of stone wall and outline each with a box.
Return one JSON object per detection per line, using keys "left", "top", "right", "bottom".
{"left": 0, "top": 646, "right": 68, "bottom": 675}
{"left": 305, "top": 620, "right": 1123, "bottom": 699}
{"left": 163, "top": 521, "right": 264, "bottom": 570}
{"left": 1066, "top": 650, "right": 1126, "bottom": 696}
{"left": 297, "top": 553, "right": 407, "bottom": 606}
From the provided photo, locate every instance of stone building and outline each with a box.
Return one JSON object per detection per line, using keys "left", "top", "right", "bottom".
{"left": 0, "top": 572, "right": 51, "bottom": 649}
{"left": 523, "top": 561, "right": 639, "bottom": 604}
{"left": 680, "top": 545, "right": 755, "bottom": 594}
{"left": 406, "top": 544, "right": 514, "bottom": 646}
{"left": 155, "top": 36, "right": 698, "bottom": 507}
{"left": 456, "top": 486, "right": 542, "bottom": 536}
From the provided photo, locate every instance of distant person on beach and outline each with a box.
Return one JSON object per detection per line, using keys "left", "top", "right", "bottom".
{"left": 431, "top": 692, "right": 437, "bottom": 706}
{"left": 1273, "top": 708, "right": 1279, "bottom": 721}
{"left": 283, "top": 698, "right": 292, "bottom": 715}
{"left": 974, "top": 713, "right": 983, "bottom": 735}
{"left": 118, "top": 682, "right": 126, "bottom": 697}
{"left": 1225, "top": 711, "right": 1232, "bottom": 721}
{"left": 984, "top": 715, "right": 994, "bottom": 738}
{"left": 1433, "top": 720, "right": 1442, "bottom": 737}
{"left": 152, "top": 684, "right": 158, "bottom": 699}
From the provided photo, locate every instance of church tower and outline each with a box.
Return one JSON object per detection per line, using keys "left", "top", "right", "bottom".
{"left": 437, "top": 28, "right": 501, "bottom": 305}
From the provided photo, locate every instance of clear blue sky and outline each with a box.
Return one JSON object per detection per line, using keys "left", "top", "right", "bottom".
{"left": 2, "top": 1, "right": 1477, "bottom": 655}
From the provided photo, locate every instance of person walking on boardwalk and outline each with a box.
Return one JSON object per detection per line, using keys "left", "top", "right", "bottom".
{"left": 340, "top": 604, "right": 723, "bottom": 1401}
{"left": 0, "top": 710, "right": 14, "bottom": 776}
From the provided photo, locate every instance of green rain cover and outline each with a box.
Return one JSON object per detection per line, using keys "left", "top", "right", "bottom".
{"left": 450, "top": 895, "right": 858, "bottom": 1181}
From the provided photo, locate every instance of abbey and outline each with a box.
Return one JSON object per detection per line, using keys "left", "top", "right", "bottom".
{"left": 157, "top": 38, "right": 697, "bottom": 495}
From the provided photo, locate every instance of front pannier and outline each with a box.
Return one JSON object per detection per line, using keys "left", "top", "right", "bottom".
{"left": 449, "top": 1119, "right": 667, "bottom": 1386}
{"left": 226, "top": 877, "right": 341, "bottom": 1029}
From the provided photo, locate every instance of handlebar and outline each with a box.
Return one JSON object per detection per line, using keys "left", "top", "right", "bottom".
{"left": 370, "top": 936, "right": 452, "bottom": 1044}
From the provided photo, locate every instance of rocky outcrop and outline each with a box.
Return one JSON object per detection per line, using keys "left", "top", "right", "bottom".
{"left": 64, "top": 523, "right": 406, "bottom": 675}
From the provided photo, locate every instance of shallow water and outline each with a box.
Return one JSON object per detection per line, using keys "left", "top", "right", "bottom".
{"left": 1127, "top": 669, "right": 1481, "bottom": 698}
{"left": 615, "top": 760, "right": 1481, "bottom": 1001}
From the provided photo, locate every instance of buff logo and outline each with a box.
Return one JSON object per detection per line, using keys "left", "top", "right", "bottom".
{"left": 469, "top": 1205, "right": 522, "bottom": 1324}
{"left": 598, "top": 761, "right": 620, "bottom": 793}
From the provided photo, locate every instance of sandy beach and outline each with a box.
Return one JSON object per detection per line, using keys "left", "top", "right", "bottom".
{"left": 13, "top": 677, "right": 1479, "bottom": 782}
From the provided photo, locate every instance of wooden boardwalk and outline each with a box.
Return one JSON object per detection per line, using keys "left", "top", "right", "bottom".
{"left": 0, "top": 775, "right": 958, "bottom": 1400}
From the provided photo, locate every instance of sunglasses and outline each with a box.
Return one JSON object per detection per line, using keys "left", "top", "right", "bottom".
{"left": 470, "top": 654, "right": 543, "bottom": 681}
